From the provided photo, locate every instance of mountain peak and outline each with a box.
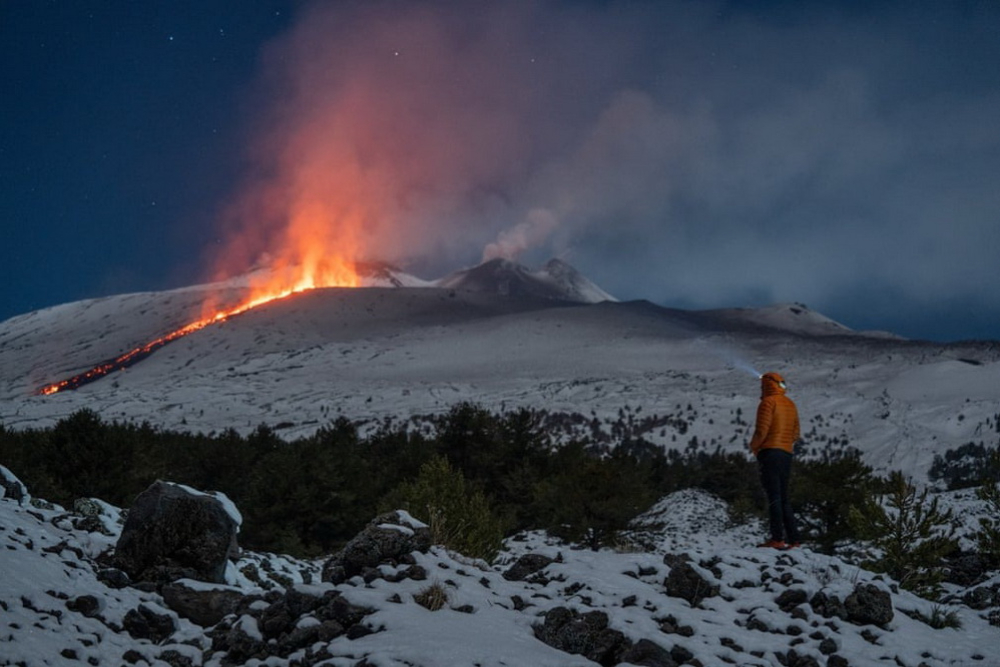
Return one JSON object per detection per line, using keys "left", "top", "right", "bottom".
{"left": 435, "top": 258, "right": 615, "bottom": 304}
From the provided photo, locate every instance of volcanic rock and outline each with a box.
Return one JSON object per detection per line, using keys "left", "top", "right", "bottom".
{"left": 533, "top": 607, "right": 630, "bottom": 666}
{"left": 844, "top": 583, "right": 894, "bottom": 627}
{"left": 161, "top": 580, "right": 246, "bottom": 627}
{"left": 664, "top": 559, "right": 719, "bottom": 605}
{"left": 0, "top": 466, "right": 27, "bottom": 505}
{"left": 503, "top": 553, "right": 555, "bottom": 582}
{"left": 114, "top": 481, "right": 239, "bottom": 586}
{"left": 320, "top": 510, "right": 432, "bottom": 584}
{"left": 123, "top": 603, "right": 177, "bottom": 643}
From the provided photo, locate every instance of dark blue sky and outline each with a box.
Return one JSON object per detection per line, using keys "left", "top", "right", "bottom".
{"left": 3, "top": 1, "right": 999, "bottom": 342}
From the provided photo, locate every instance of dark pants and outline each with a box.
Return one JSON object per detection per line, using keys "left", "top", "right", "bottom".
{"left": 758, "top": 448, "right": 799, "bottom": 543}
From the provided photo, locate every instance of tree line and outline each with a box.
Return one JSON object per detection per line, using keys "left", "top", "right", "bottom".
{"left": 2, "top": 404, "right": 997, "bottom": 598}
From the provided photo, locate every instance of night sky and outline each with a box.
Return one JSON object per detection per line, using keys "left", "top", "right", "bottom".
{"left": 3, "top": 1, "right": 999, "bottom": 342}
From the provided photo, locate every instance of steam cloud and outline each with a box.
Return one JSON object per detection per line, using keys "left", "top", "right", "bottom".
{"left": 214, "top": 0, "right": 1000, "bottom": 337}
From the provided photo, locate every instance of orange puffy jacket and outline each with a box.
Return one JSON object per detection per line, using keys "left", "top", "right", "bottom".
{"left": 748, "top": 372, "right": 800, "bottom": 456}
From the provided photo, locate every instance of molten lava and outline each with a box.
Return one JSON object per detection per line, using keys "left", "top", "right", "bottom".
{"left": 38, "top": 258, "right": 360, "bottom": 396}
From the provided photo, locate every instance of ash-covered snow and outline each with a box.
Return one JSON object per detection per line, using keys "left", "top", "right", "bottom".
{"left": 2, "top": 468, "right": 998, "bottom": 667}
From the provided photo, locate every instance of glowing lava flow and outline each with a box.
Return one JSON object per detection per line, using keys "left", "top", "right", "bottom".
{"left": 38, "top": 265, "right": 360, "bottom": 396}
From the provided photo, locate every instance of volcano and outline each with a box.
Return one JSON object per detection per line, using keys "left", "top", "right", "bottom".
{"left": 2, "top": 257, "right": 998, "bottom": 479}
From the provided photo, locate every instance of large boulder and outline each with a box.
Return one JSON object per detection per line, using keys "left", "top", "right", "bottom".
{"left": 114, "top": 481, "right": 240, "bottom": 586}
{"left": 321, "top": 511, "right": 432, "bottom": 584}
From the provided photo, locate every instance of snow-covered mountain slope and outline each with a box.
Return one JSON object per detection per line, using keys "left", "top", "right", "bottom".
{"left": 1, "top": 264, "right": 998, "bottom": 480}
{"left": 2, "top": 474, "right": 998, "bottom": 667}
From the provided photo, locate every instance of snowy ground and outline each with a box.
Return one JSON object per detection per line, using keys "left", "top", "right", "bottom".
{"left": 1, "top": 281, "right": 998, "bottom": 482}
{"left": 2, "top": 471, "right": 998, "bottom": 667}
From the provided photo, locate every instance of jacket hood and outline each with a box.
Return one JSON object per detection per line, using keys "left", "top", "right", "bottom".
{"left": 761, "top": 372, "right": 788, "bottom": 397}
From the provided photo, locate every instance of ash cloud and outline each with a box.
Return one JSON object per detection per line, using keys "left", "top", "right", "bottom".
{"left": 218, "top": 0, "right": 1000, "bottom": 340}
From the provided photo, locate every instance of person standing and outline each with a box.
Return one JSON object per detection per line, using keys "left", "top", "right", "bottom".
{"left": 748, "top": 371, "right": 801, "bottom": 549}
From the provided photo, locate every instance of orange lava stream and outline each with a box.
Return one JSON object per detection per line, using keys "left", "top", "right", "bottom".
{"left": 38, "top": 258, "right": 361, "bottom": 396}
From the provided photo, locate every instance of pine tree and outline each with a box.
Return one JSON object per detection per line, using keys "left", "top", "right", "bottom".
{"left": 849, "top": 471, "right": 958, "bottom": 598}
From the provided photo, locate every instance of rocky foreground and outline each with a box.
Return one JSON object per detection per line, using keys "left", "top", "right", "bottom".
{"left": 1, "top": 467, "right": 999, "bottom": 667}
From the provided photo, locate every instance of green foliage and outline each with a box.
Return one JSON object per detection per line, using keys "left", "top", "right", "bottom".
{"left": 385, "top": 455, "right": 507, "bottom": 562}
{"left": 534, "top": 443, "right": 659, "bottom": 550}
{"left": 903, "top": 604, "right": 963, "bottom": 630}
{"left": 792, "top": 452, "right": 878, "bottom": 554}
{"left": 849, "top": 471, "right": 959, "bottom": 598}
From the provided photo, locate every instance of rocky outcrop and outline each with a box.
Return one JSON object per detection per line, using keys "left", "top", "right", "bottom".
{"left": 207, "top": 587, "right": 374, "bottom": 666}
{"left": 114, "top": 481, "right": 239, "bottom": 586}
{"left": 320, "top": 510, "right": 432, "bottom": 584}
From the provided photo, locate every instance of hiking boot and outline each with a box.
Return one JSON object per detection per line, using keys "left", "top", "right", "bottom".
{"left": 758, "top": 539, "right": 788, "bottom": 549}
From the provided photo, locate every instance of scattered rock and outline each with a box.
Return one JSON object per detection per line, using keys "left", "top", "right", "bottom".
{"left": 619, "top": 637, "right": 678, "bottom": 667}
{"left": 844, "top": 583, "right": 893, "bottom": 627}
{"left": 776, "top": 588, "right": 809, "bottom": 612}
{"left": 0, "top": 467, "right": 28, "bottom": 505}
{"left": 320, "top": 511, "right": 432, "bottom": 584}
{"left": 534, "top": 607, "right": 629, "bottom": 666}
{"left": 504, "top": 553, "right": 556, "bottom": 582}
{"left": 161, "top": 580, "right": 246, "bottom": 627}
{"left": 664, "top": 560, "right": 719, "bottom": 606}
{"left": 810, "top": 591, "right": 847, "bottom": 621}
{"left": 114, "top": 481, "right": 239, "bottom": 586}
{"left": 66, "top": 594, "right": 103, "bottom": 618}
{"left": 123, "top": 604, "right": 177, "bottom": 643}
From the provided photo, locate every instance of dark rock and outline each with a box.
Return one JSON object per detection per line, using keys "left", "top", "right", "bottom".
{"left": 161, "top": 580, "right": 246, "bottom": 627}
{"left": 346, "top": 624, "right": 375, "bottom": 640}
{"left": 534, "top": 607, "right": 629, "bottom": 666}
{"left": 66, "top": 595, "right": 102, "bottom": 618}
{"left": 962, "top": 584, "right": 1000, "bottom": 610}
{"left": 0, "top": 467, "right": 27, "bottom": 505}
{"left": 844, "top": 583, "right": 893, "bottom": 627}
{"left": 321, "top": 511, "right": 432, "bottom": 584}
{"left": 819, "top": 638, "right": 838, "bottom": 655}
{"left": 664, "top": 561, "right": 719, "bottom": 606}
{"left": 157, "top": 649, "right": 195, "bottom": 667}
{"left": 827, "top": 656, "right": 850, "bottom": 667}
{"left": 619, "top": 638, "right": 678, "bottom": 667}
{"left": 776, "top": 588, "right": 809, "bottom": 612}
{"left": 97, "top": 568, "right": 131, "bottom": 589}
{"left": 503, "top": 553, "right": 555, "bottom": 582}
{"left": 122, "top": 649, "right": 146, "bottom": 664}
{"left": 670, "top": 644, "right": 694, "bottom": 664}
{"left": 945, "top": 552, "right": 991, "bottom": 587}
{"left": 123, "top": 604, "right": 177, "bottom": 643}
{"left": 114, "top": 481, "right": 239, "bottom": 586}
{"left": 782, "top": 649, "right": 821, "bottom": 667}
{"left": 810, "top": 591, "right": 847, "bottom": 620}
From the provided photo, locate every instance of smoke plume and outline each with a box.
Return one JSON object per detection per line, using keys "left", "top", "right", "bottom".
{"left": 209, "top": 0, "right": 1000, "bottom": 339}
